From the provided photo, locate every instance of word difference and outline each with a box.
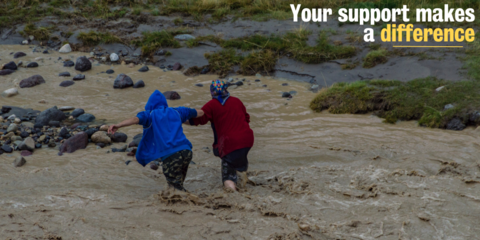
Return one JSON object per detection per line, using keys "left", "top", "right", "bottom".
{"left": 379, "top": 24, "right": 475, "bottom": 42}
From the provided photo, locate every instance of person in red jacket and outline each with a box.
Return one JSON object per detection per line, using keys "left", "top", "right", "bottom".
{"left": 189, "top": 80, "right": 254, "bottom": 191}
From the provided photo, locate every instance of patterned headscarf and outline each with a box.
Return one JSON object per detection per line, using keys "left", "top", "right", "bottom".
{"left": 210, "top": 80, "right": 230, "bottom": 105}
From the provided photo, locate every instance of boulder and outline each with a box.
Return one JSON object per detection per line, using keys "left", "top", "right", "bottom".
{"left": 59, "top": 81, "right": 75, "bottom": 87}
{"left": 59, "top": 72, "right": 70, "bottom": 77}
{"left": 35, "top": 106, "right": 66, "bottom": 127}
{"left": 13, "top": 156, "right": 26, "bottom": 167}
{"left": 58, "top": 132, "right": 88, "bottom": 155}
{"left": 7, "top": 123, "right": 18, "bottom": 133}
{"left": 133, "top": 80, "right": 145, "bottom": 88}
{"left": 163, "top": 91, "right": 181, "bottom": 100}
{"left": 13, "top": 52, "right": 26, "bottom": 58}
{"left": 71, "top": 108, "right": 85, "bottom": 118}
{"left": 1, "top": 145, "right": 13, "bottom": 153}
{"left": 63, "top": 60, "right": 74, "bottom": 67}
{"left": 59, "top": 44, "right": 72, "bottom": 53}
{"left": 18, "top": 137, "right": 35, "bottom": 151}
{"left": 74, "top": 56, "right": 92, "bottom": 72}
{"left": 110, "top": 53, "right": 119, "bottom": 62}
{"left": 21, "top": 150, "right": 32, "bottom": 156}
{"left": 446, "top": 118, "right": 466, "bottom": 131}
{"left": 113, "top": 74, "right": 133, "bottom": 89}
{"left": 128, "top": 133, "right": 142, "bottom": 147}
{"left": 73, "top": 74, "right": 85, "bottom": 80}
{"left": 91, "top": 131, "right": 111, "bottom": 144}
{"left": 3, "top": 61, "right": 17, "bottom": 70}
{"left": 58, "top": 127, "right": 69, "bottom": 138}
{"left": 172, "top": 62, "right": 182, "bottom": 70}
{"left": 111, "top": 132, "right": 127, "bottom": 142}
{"left": 138, "top": 66, "right": 149, "bottom": 72}
{"left": 0, "top": 69, "right": 15, "bottom": 75}
{"left": 19, "top": 75, "right": 45, "bottom": 88}
{"left": 2, "top": 88, "right": 18, "bottom": 97}
{"left": 76, "top": 113, "right": 95, "bottom": 122}
{"left": 26, "top": 62, "right": 38, "bottom": 68}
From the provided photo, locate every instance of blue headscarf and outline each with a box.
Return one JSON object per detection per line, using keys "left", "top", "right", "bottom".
{"left": 210, "top": 80, "right": 230, "bottom": 105}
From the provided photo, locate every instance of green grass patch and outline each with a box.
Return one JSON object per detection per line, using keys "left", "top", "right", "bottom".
{"left": 363, "top": 48, "right": 388, "bottom": 68}
{"left": 204, "top": 48, "right": 244, "bottom": 78}
{"left": 77, "top": 31, "right": 122, "bottom": 46}
{"left": 132, "top": 29, "right": 191, "bottom": 56}
{"left": 240, "top": 50, "right": 277, "bottom": 75}
{"left": 310, "top": 77, "right": 480, "bottom": 129}
{"left": 19, "top": 23, "right": 54, "bottom": 41}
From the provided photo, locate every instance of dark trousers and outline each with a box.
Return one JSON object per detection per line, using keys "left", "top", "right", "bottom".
{"left": 161, "top": 149, "right": 193, "bottom": 191}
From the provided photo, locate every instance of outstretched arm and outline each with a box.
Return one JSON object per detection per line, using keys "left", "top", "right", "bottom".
{"left": 108, "top": 117, "right": 139, "bottom": 134}
{"left": 183, "top": 109, "right": 204, "bottom": 124}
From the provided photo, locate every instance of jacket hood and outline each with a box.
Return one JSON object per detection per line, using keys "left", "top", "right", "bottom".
{"left": 145, "top": 90, "right": 168, "bottom": 111}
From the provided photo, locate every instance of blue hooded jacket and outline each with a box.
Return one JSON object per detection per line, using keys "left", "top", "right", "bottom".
{"left": 135, "top": 90, "right": 197, "bottom": 167}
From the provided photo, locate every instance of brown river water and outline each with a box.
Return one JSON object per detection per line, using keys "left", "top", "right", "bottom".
{"left": 1, "top": 46, "right": 480, "bottom": 240}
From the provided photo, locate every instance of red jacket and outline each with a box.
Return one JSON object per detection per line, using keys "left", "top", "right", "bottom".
{"left": 191, "top": 96, "right": 254, "bottom": 158}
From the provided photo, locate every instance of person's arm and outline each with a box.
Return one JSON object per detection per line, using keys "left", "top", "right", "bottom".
{"left": 183, "top": 109, "right": 204, "bottom": 124}
{"left": 108, "top": 117, "right": 139, "bottom": 134}
{"left": 241, "top": 101, "right": 250, "bottom": 123}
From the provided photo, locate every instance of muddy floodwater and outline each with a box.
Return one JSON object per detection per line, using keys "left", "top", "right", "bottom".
{"left": 1, "top": 46, "right": 480, "bottom": 240}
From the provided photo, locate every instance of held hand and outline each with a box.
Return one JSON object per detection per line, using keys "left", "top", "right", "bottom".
{"left": 196, "top": 109, "right": 204, "bottom": 118}
{"left": 108, "top": 124, "right": 120, "bottom": 135}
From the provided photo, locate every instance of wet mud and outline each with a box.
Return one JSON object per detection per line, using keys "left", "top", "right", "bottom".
{"left": 0, "top": 46, "right": 480, "bottom": 239}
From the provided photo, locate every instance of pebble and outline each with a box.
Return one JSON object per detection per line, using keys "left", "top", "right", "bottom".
{"left": 13, "top": 156, "right": 26, "bottom": 167}
{"left": 106, "top": 69, "right": 114, "bottom": 74}
{"left": 138, "top": 66, "right": 149, "bottom": 72}
{"left": 133, "top": 80, "right": 145, "bottom": 88}
{"left": 73, "top": 74, "right": 85, "bottom": 80}
{"left": 2, "top": 88, "right": 18, "bottom": 97}
{"left": 110, "top": 53, "right": 119, "bottom": 62}
{"left": 59, "top": 44, "right": 72, "bottom": 53}
{"left": 59, "top": 106, "right": 75, "bottom": 111}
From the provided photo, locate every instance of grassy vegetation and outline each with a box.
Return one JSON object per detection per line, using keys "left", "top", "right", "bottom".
{"left": 77, "top": 30, "right": 122, "bottom": 46}
{"left": 132, "top": 28, "right": 191, "bottom": 56}
{"left": 19, "top": 23, "right": 55, "bottom": 41}
{"left": 310, "top": 33, "right": 480, "bottom": 130}
{"left": 363, "top": 48, "right": 388, "bottom": 68}
{"left": 204, "top": 48, "right": 243, "bottom": 77}
{"left": 240, "top": 49, "right": 277, "bottom": 75}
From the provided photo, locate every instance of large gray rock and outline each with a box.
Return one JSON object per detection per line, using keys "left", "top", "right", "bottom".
{"left": 446, "top": 118, "right": 466, "bottom": 131}
{"left": 18, "top": 137, "right": 35, "bottom": 151}
{"left": 35, "top": 106, "right": 66, "bottom": 127}
{"left": 113, "top": 74, "right": 133, "bottom": 89}
{"left": 58, "top": 132, "right": 88, "bottom": 155}
{"left": 76, "top": 113, "right": 95, "bottom": 122}
{"left": 71, "top": 108, "right": 85, "bottom": 118}
{"left": 74, "top": 56, "right": 92, "bottom": 72}
{"left": 13, "top": 157, "right": 26, "bottom": 167}
{"left": 3, "top": 61, "right": 17, "bottom": 70}
{"left": 91, "top": 131, "right": 111, "bottom": 144}
{"left": 19, "top": 75, "right": 45, "bottom": 88}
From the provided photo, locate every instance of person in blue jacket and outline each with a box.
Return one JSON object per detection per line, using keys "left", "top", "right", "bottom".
{"left": 108, "top": 90, "right": 204, "bottom": 192}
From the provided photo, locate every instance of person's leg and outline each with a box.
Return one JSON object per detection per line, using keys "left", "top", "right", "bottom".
{"left": 179, "top": 150, "right": 193, "bottom": 185}
{"left": 222, "top": 159, "right": 238, "bottom": 191}
{"left": 162, "top": 151, "right": 186, "bottom": 191}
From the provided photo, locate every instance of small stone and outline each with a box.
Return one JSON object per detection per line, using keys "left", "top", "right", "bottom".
{"left": 19, "top": 75, "right": 45, "bottom": 88}
{"left": 48, "top": 142, "right": 56, "bottom": 148}
{"left": 26, "top": 62, "right": 38, "bottom": 68}
{"left": 63, "top": 60, "right": 74, "bottom": 67}
{"left": 99, "top": 125, "right": 109, "bottom": 131}
{"left": 155, "top": 49, "right": 166, "bottom": 56}
{"left": 43, "top": 50, "right": 48, "bottom": 54}
{"left": 71, "top": 109, "right": 85, "bottom": 118}
{"left": 282, "top": 92, "right": 292, "bottom": 98}
{"left": 111, "top": 132, "right": 128, "bottom": 142}
{"left": 18, "top": 137, "right": 35, "bottom": 151}
{"left": 3, "top": 61, "right": 17, "bottom": 70}
{"left": 22, "top": 40, "right": 29, "bottom": 45}
{"left": 59, "top": 106, "right": 74, "bottom": 111}
{"left": 255, "top": 79, "right": 260, "bottom": 82}
{"left": 14, "top": 118, "right": 21, "bottom": 124}
{"left": 35, "top": 57, "right": 44, "bottom": 61}
{"left": 59, "top": 72, "right": 71, "bottom": 77}
{"left": 29, "top": 35, "right": 34, "bottom": 41}
{"left": 13, "top": 52, "right": 26, "bottom": 59}
{"left": 76, "top": 113, "right": 95, "bottom": 122}
{"left": 174, "top": 34, "right": 195, "bottom": 41}
{"left": 106, "top": 69, "right": 114, "bottom": 74}
{"left": 125, "top": 160, "right": 132, "bottom": 165}
{"left": 436, "top": 86, "right": 445, "bottom": 92}
{"left": 7, "top": 123, "right": 18, "bottom": 133}
{"left": 138, "top": 66, "right": 149, "bottom": 72}
{"left": 2, "top": 145, "right": 13, "bottom": 153}
{"left": 172, "top": 62, "right": 182, "bottom": 70}
{"left": 163, "top": 91, "right": 181, "bottom": 100}
{"left": 21, "top": 150, "right": 32, "bottom": 157}
{"left": 113, "top": 74, "right": 134, "bottom": 89}
{"left": 2, "top": 88, "right": 18, "bottom": 97}
{"left": 13, "top": 156, "right": 26, "bottom": 167}
{"left": 59, "top": 81, "right": 75, "bottom": 87}
{"left": 73, "top": 74, "right": 85, "bottom": 80}
{"left": 91, "top": 131, "right": 111, "bottom": 144}
{"left": 75, "top": 56, "right": 92, "bottom": 72}
{"left": 110, "top": 53, "right": 119, "bottom": 62}
{"left": 195, "top": 83, "right": 203, "bottom": 87}
{"left": 444, "top": 104, "right": 454, "bottom": 110}
{"left": 17, "top": 61, "right": 23, "bottom": 67}
{"left": 282, "top": 83, "right": 288, "bottom": 86}
{"left": 133, "top": 80, "right": 145, "bottom": 88}
{"left": 35, "top": 143, "right": 42, "bottom": 148}
{"left": 0, "top": 69, "right": 15, "bottom": 75}
{"left": 59, "top": 44, "right": 72, "bottom": 53}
